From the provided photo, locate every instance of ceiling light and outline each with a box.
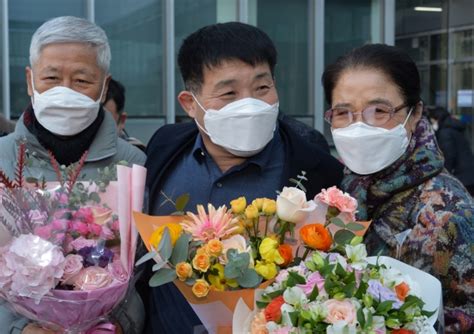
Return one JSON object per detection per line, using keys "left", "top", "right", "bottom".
{"left": 414, "top": 6, "right": 443, "bottom": 12}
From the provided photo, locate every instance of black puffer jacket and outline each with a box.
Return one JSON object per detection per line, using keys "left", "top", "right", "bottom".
{"left": 436, "top": 115, "right": 474, "bottom": 187}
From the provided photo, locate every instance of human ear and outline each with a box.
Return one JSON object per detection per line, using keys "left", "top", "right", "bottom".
{"left": 178, "top": 91, "right": 198, "bottom": 118}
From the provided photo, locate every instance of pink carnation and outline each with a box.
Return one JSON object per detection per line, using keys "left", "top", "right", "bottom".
{"left": 315, "top": 186, "right": 357, "bottom": 218}
{"left": 34, "top": 225, "right": 53, "bottom": 240}
{"left": 73, "top": 207, "right": 94, "bottom": 225}
{"left": 71, "top": 221, "right": 89, "bottom": 236}
{"left": 72, "top": 267, "right": 113, "bottom": 291}
{"left": 51, "top": 218, "right": 69, "bottom": 231}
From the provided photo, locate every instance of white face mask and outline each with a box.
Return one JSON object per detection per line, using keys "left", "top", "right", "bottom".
{"left": 31, "top": 73, "right": 105, "bottom": 136}
{"left": 332, "top": 108, "right": 413, "bottom": 175}
{"left": 193, "top": 96, "right": 279, "bottom": 157}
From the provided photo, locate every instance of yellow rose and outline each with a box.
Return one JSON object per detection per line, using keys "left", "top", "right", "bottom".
{"left": 245, "top": 204, "right": 259, "bottom": 220}
{"left": 262, "top": 199, "right": 277, "bottom": 216}
{"left": 192, "top": 279, "right": 210, "bottom": 298}
{"left": 192, "top": 253, "right": 211, "bottom": 272}
{"left": 175, "top": 262, "right": 193, "bottom": 281}
{"left": 207, "top": 239, "right": 223, "bottom": 257}
{"left": 252, "top": 198, "right": 265, "bottom": 211}
{"left": 255, "top": 260, "right": 278, "bottom": 280}
{"left": 230, "top": 197, "right": 247, "bottom": 214}
{"left": 196, "top": 246, "right": 208, "bottom": 255}
{"left": 259, "top": 237, "right": 284, "bottom": 264}
{"left": 149, "top": 223, "right": 183, "bottom": 249}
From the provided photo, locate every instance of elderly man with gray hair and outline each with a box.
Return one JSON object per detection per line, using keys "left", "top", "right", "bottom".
{"left": 0, "top": 16, "right": 145, "bottom": 334}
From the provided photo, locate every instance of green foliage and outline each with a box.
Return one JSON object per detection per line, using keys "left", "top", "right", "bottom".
{"left": 175, "top": 193, "right": 190, "bottom": 212}
{"left": 135, "top": 251, "right": 158, "bottom": 267}
{"left": 158, "top": 228, "right": 172, "bottom": 261}
{"left": 334, "top": 229, "right": 356, "bottom": 245}
{"left": 149, "top": 268, "right": 177, "bottom": 287}
{"left": 169, "top": 233, "right": 191, "bottom": 265}
{"left": 237, "top": 268, "right": 262, "bottom": 288}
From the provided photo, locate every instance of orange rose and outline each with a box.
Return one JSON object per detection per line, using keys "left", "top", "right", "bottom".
{"left": 207, "top": 239, "right": 223, "bottom": 257}
{"left": 299, "top": 224, "right": 332, "bottom": 251}
{"left": 175, "top": 262, "right": 192, "bottom": 281}
{"left": 192, "top": 253, "right": 210, "bottom": 272}
{"left": 192, "top": 279, "right": 210, "bottom": 298}
{"left": 395, "top": 282, "right": 410, "bottom": 301}
{"left": 278, "top": 244, "right": 293, "bottom": 267}
{"left": 264, "top": 295, "right": 285, "bottom": 322}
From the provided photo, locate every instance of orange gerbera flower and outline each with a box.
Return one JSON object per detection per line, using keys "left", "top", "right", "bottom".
{"left": 299, "top": 224, "right": 332, "bottom": 251}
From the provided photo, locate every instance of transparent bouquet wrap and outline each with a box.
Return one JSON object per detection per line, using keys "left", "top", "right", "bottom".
{"left": 233, "top": 245, "right": 441, "bottom": 333}
{"left": 0, "top": 157, "right": 146, "bottom": 333}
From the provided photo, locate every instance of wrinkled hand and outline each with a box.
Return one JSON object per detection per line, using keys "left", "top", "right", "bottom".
{"left": 22, "top": 324, "right": 54, "bottom": 334}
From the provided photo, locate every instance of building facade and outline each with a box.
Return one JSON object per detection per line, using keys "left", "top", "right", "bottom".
{"left": 0, "top": 0, "right": 472, "bottom": 148}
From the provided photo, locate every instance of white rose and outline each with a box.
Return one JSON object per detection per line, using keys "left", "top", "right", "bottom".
{"left": 277, "top": 187, "right": 315, "bottom": 223}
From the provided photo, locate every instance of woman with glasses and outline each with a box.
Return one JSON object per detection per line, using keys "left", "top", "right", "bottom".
{"left": 322, "top": 44, "right": 473, "bottom": 333}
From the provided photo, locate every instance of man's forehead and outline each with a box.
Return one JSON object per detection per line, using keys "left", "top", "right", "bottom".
{"left": 202, "top": 60, "right": 272, "bottom": 85}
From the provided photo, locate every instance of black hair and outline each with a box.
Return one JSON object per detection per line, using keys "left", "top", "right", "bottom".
{"left": 322, "top": 44, "right": 421, "bottom": 107}
{"left": 426, "top": 105, "right": 450, "bottom": 121}
{"left": 104, "top": 78, "right": 126, "bottom": 114}
{"left": 177, "top": 22, "right": 277, "bottom": 92}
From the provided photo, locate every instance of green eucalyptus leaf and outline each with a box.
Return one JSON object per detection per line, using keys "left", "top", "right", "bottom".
{"left": 158, "top": 228, "right": 172, "bottom": 261}
{"left": 135, "top": 251, "right": 157, "bottom": 267}
{"left": 169, "top": 233, "right": 191, "bottom": 265}
{"left": 346, "top": 222, "right": 366, "bottom": 231}
{"left": 89, "top": 192, "right": 101, "bottom": 203}
{"left": 152, "top": 261, "right": 167, "bottom": 271}
{"left": 149, "top": 268, "right": 176, "bottom": 287}
{"left": 330, "top": 217, "right": 346, "bottom": 228}
{"left": 334, "top": 229, "right": 356, "bottom": 246}
{"left": 237, "top": 268, "right": 261, "bottom": 288}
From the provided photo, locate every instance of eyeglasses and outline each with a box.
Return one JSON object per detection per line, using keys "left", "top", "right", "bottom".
{"left": 325, "top": 103, "right": 408, "bottom": 128}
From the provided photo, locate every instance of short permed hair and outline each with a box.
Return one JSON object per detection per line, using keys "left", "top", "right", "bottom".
{"left": 177, "top": 22, "right": 277, "bottom": 92}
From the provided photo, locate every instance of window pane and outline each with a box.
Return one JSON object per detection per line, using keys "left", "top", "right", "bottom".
{"left": 324, "top": 0, "right": 378, "bottom": 139}
{"left": 8, "top": 0, "right": 86, "bottom": 118}
{"left": 96, "top": 0, "right": 163, "bottom": 117}
{"left": 175, "top": 0, "right": 221, "bottom": 120}
{"left": 256, "top": 0, "right": 309, "bottom": 119}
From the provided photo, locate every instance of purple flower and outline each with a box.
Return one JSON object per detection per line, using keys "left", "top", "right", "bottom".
{"left": 77, "top": 246, "right": 114, "bottom": 268}
{"left": 297, "top": 271, "right": 326, "bottom": 295}
{"left": 367, "top": 279, "right": 402, "bottom": 309}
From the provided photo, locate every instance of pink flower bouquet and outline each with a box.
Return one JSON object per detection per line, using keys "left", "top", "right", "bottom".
{"left": 0, "top": 152, "right": 146, "bottom": 333}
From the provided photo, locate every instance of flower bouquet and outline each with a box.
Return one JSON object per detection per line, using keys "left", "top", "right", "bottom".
{"left": 0, "top": 145, "right": 146, "bottom": 332}
{"left": 133, "top": 175, "right": 367, "bottom": 333}
{"left": 232, "top": 187, "right": 441, "bottom": 334}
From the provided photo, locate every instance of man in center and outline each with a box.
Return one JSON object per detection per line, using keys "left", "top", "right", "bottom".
{"left": 144, "top": 22, "right": 343, "bottom": 333}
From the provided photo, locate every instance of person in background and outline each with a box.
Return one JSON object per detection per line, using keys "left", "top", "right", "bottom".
{"left": 0, "top": 16, "right": 146, "bottom": 334}
{"left": 103, "top": 78, "right": 146, "bottom": 151}
{"left": 323, "top": 43, "right": 473, "bottom": 333}
{"left": 427, "top": 106, "right": 474, "bottom": 196}
{"left": 143, "top": 22, "right": 344, "bottom": 333}
{"left": 0, "top": 113, "right": 15, "bottom": 137}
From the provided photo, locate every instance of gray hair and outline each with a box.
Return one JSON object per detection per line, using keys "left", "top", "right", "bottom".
{"left": 29, "top": 16, "right": 111, "bottom": 73}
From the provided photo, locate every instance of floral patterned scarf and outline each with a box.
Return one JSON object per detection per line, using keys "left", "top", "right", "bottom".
{"left": 341, "top": 117, "right": 445, "bottom": 249}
